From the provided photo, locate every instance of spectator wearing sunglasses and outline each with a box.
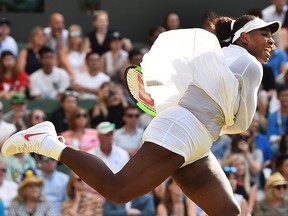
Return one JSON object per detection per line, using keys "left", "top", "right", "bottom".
{"left": 60, "top": 107, "right": 100, "bottom": 152}
{"left": 28, "top": 108, "right": 46, "bottom": 127}
{"left": 37, "top": 155, "right": 69, "bottom": 216}
{"left": 253, "top": 172, "right": 288, "bottom": 216}
{"left": 114, "top": 106, "right": 144, "bottom": 157}
{"left": 0, "top": 158, "right": 17, "bottom": 213}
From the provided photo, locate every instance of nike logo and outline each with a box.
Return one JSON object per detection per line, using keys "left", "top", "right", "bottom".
{"left": 24, "top": 132, "right": 47, "bottom": 141}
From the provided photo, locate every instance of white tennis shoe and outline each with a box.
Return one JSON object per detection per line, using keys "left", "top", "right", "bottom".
{"left": 1, "top": 121, "right": 65, "bottom": 160}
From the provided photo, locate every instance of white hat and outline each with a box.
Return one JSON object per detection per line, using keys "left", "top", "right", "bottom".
{"left": 96, "top": 121, "right": 115, "bottom": 135}
{"left": 232, "top": 17, "right": 281, "bottom": 43}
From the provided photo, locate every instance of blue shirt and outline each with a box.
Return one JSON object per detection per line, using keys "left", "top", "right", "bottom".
{"left": 266, "top": 48, "right": 287, "bottom": 78}
{"left": 255, "top": 133, "right": 273, "bottom": 162}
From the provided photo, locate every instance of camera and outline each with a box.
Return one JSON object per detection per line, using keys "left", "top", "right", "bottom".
{"left": 231, "top": 134, "right": 249, "bottom": 153}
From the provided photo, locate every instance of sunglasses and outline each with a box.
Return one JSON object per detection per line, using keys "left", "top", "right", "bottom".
{"left": 64, "top": 90, "right": 78, "bottom": 97}
{"left": 0, "top": 168, "right": 6, "bottom": 173}
{"left": 76, "top": 113, "right": 88, "bottom": 118}
{"left": 223, "top": 166, "right": 237, "bottom": 173}
{"left": 274, "top": 185, "right": 287, "bottom": 190}
{"left": 126, "top": 114, "right": 140, "bottom": 118}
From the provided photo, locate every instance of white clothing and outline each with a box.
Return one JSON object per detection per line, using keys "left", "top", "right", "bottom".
{"left": 262, "top": 4, "right": 288, "bottom": 24}
{"left": 114, "top": 127, "right": 144, "bottom": 151}
{"left": 88, "top": 145, "right": 130, "bottom": 173}
{"left": 44, "top": 27, "right": 68, "bottom": 52}
{"left": 67, "top": 51, "right": 86, "bottom": 74}
{"left": 29, "top": 66, "right": 70, "bottom": 99}
{"left": 0, "top": 120, "right": 16, "bottom": 145}
{"left": 103, "top": 49, "right": 128, "bottom": 75}
{"left": 141, "top": 29, "right": 262, "bottom": 164}
{"left": 0, "top": 179, "right": 18, "bottom": 210}
{"left": 0, "top": 35, "right": 18, "bottom": 56}
{"left": 74, "top": 71, "right": 110, "bottom": 99}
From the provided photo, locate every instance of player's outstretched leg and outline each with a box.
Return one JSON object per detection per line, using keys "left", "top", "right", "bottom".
{"left": 172, "top": 153, "right": 240, "bottom": 216}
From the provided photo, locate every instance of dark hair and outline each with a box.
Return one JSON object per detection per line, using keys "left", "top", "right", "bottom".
{"left": 39, "top": 46, "right": 54, "bottom": 57}
{"left": 85, "top": 51, "right": 99, "bottom": 61}
{"left": 283, "top": 10, "right": 288, "bottom": 28}
{"left": 279, "top": 134, "right": 288, "bottom": 155}
{"left": 215, "top": 15, "right": 256, "bottom": 47}
{"left": 128, "top": 49, "right": 142, "bottom": 61}
{"left": 163, "top": 12, "right": 180, "bottom": 30}
{"left": 123, "top": 105, "right": 139, "bottom": 116}
{"left": 275, "top": 154, "right": 288, "bottom": 171}
{"left": 276, "top": 83, "right": 288, "bottom": 95}
{"left": 246, "top": 8, "right": 263, "bottom": 19}
{"left": 0, "top": 50, "right": 18, "bottom": 83}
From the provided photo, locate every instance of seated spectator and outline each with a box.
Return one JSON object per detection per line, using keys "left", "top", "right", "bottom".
{"left": 17, "top": 26, "right": 46, "bottom": 75}
{"left": 253, "top": 172, "right": 288, "bottom": 216}
{"left": 61, "top": 171, "right": 103, "bottom": 216}
{"left": 4, "top": 92, "right": 30, "bottom": 131}
{"left": 7, "top": 168, "right": 55, "bottom": 216}
{"left": 0, "top": 50, "right": 29, "bottom": 99}
{"left": 104, "top": 192, "right": 155, "bottom": 216}
{"left": 59, "top": 24, "right": 88, "bottom": 81}
{"left": 27, "top": 108, "right": 46, "bottom": 127}
{"left": 163, "top": 12, "right": 181, "bottom": 31}
{"left": 114, "top": 106, "right": 144, "bottom": 157}
{"left": 37, "top": 155, "right": 69, "bottom": 215}
{"left": 201, "top": 11, "right": 218, "bottom": 34}
{"left": 266, "top": 48, "right": 287, "bottom": 79}
{"left": 0, "top": 101, "right": 16, "bottom": 146}
{"left": 89, "top": 82, "right": 128, "bottom": 128}
{"left": 72, "top": 51, "right": 110, "bottom": 100}
{"left": 157, "top": 177, "right": 197, "bottom": 216}
{"left": 5, "top": 152, "right": 37, "bottom": 182}
{"left": 0, "top": 159, "right": 18, "bottom": 213}
{"left": 29, "top": 46, "right": 70, "bottom": 100}
{"left": 49, "top": 89, "right": 78, "bottom": 134}
{"left": 60, "top": 106, "right": 100, "bottom": 152}
{"left": 140, "top": 26, "right": 165, "bottom": 55}
{"left": 223, "top": 166, "right": 249, "bottom": 216}
{"left": 279, "top": 134, "right": 288, "bottom": 156}
{"left": 100, "top": 31, "right": 128, "bottom": 83}
{"left": 225, "top": 154, "right": 258, "bottom": 215}
{"left": 0, "top": 17, "right": 18, "bottom": 56}
{"left": 276, "top": 154, "right": 288, "bottom": 183}
{"left": 44, "top": 13, "right": 68, "bottom": 55}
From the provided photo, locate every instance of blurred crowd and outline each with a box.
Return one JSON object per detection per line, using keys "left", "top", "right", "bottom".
{"left": 1, "top": 1, "right": 288, "bottom": 215}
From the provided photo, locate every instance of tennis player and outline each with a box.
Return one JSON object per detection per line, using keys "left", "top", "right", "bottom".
{"left": 1, "top": 15, "right": 280, "bottom": 216}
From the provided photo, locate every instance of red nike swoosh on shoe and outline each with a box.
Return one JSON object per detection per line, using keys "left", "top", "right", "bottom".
{"left": 24, "top": 132, "right": 47, "bottom": 141}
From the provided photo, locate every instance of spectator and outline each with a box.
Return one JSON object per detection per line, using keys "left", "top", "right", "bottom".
{"left": 253, "top": 172, "right": 288, "bottom": 216}
{"left": 226, "top": 154, "right": 258, "bottom": 215}
{"left": 0, "top": 50, "right": 29, "bottom": 99}
{"left": 0, "top": 17, "right": 18, "bottom": 56}
{"left": 223, "top": 166, "right": 249, "bottom": 216}
{"left": 4, "top": 92, "right": 30, "bottom": 131}
{"left": 0, "top": 158, "right": 18, "bottom": 213}
{"left": 49, "top": 89, "right": 78, "bottom": 134}
{"left": 17, "top": 26, "right": 46, "bottom": 75}
{"left": 201, "top": 11, "right": 218, "bottom": 34}
{"left": 37, "top": 155, "right": 69, "bottom": 215}
{"left": 7, "top": 168, "right": 55, "bottom": 216}
{"left": 100, "top": 31, "right": 128, "bottom": 83}
{"left": 163, "top": 12, "right": 181, "bottom": 31}
{"left": 114, "top": 106, "right": 144, "bottom": 157}
{"left": 0, "top": 101, "right": 16, "bottom": 146}
{"left": 210, "top": 134, "right": 232, "bottom": 162}
{"left": 104, "top": 193, "right": 155, "bottom": 216}
{"left": 265, "top": 47, "right": 287, "bottom": 79}
{"left": 88, "top": 121, "right": 130, "bottom": 174}
{"left": 262, "top": 0, "right": 287, "bottom": 24}
{"left": 267, "top": 84, "right": 288, "bottom": 154}
{"left": 277, "top": 9, "right": 288, "bottom": 52}
{"left": 27, "top": 108, "right": 46, "bottom": 127}
{"left": 60, "top": 106, "right": 100, "bottom": 152}
{"left": 157, "top": 177, "right": 197, "bottom": 216}
{"left": 276, "top": 154, "right": 288, "bottom": 182}
{"left": 279, "top": 134, "right": 288, "bottom": 155}
{"left": 89, "top": 82, "right": 128, "bottom": 128}
{"left": 29, "top": 46, "right": 70, "bottom": 100}
{"left": 86, "top": 10, "right": 117, "bottom": 56}
{"left": 140, "top": 26, "right": 165, "bottom": 55}
{"left": 72, "top": 51, "right": 110, "bottom": 100}
{"left": 61, "top": 171, "right": 103, "bottom": 216}
{"left": 59, "top": 24, "right": 88, "bottom": 81}
{"left": 44, "top": 12, "right": 68, "bottom": 55}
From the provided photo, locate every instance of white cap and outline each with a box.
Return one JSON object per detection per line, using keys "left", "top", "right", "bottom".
{"left": 96, "top": 121, "right": 115, "bottom": 135}
{"left": 232, "top": 17, "right": 281, "bottom": 43}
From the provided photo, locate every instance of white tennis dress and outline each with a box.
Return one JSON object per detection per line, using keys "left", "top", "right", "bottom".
{"left": 141, "top": 29, "right": 263, "bottom": 166}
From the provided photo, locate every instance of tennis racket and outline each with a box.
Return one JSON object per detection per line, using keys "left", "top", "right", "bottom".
{"left": 125, "top": 65, "right": 157, "bottom": 117}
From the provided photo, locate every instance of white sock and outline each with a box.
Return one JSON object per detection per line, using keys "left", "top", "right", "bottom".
{"left": 40, "top": 135, "right": 67, "bottom": 160}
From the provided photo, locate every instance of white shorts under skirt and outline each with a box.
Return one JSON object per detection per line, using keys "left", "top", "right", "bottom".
{"left": 142, "top": 105, "right": 212, "bottom": 167}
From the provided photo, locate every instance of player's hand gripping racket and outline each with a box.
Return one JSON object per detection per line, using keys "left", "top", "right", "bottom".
{"left": 125, "top": 65, "right": 157, "bottom": 117}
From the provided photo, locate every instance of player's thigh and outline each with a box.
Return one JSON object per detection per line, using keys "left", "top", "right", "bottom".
{"left": 115, "top": 141, "right": 185, "bottom": 201}
{"left": 172, "top": 153, "right": 240, "bottom": 216}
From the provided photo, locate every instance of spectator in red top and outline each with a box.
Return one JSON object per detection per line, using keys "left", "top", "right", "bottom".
{"left": 0, "top": 50, "right": 29, "bottom": 99}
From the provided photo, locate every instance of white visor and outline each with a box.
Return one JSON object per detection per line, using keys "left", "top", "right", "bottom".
{"left": 232, "top": 17, "right": 281, "bottom": 43}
